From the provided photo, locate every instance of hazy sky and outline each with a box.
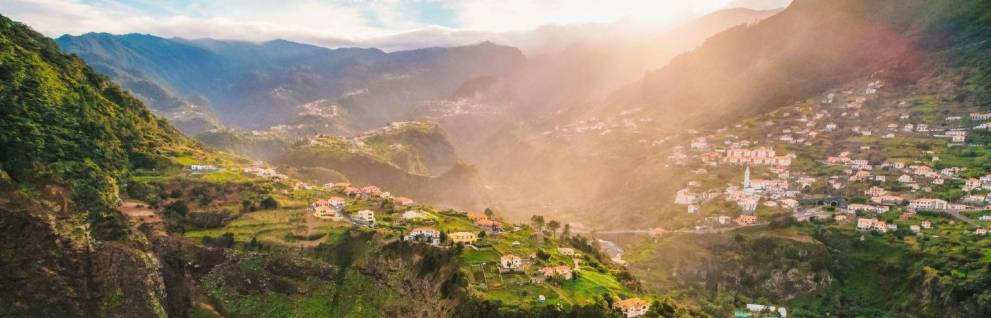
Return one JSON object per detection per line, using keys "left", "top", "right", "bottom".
{"left": 1, "top": 0, "right": 789, "bottom": 50}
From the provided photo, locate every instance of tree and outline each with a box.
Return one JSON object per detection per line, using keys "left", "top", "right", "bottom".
{"left": 478, "top": 230, "right": 487, "bottom": 238}
{"left": 562, "top": 223, "right": 571, "bottom": 239}
{"left": 260, "top": 196, "right": 279, "bottom": 209}
{"left": 536, "top": 249, "right": 551, "bottom": 261}
{"left": 548, "top": 220, "right": 561, "bottom": 235}
{"left": 531, "top": 215, "right": 545, "bottom": 232}
{"left": 164, "top": 200, "right": 189, "bottom": 219}
{"left": 484, "top": 208, "right": 494, "bottom": 219}
{"left": 246, "top": 236, "right": 264, "bottom": 250}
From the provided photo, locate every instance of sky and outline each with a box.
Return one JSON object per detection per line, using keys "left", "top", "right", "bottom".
{"left": 1, "top": 0, "right": 790, "bottom": 51}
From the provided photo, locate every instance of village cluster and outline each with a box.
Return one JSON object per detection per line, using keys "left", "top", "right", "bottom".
{"left": 667, "top": 79, "right": 991, "bottom": 237}
{"left": 304, "top": 183, "right": 653, "bottom": 317}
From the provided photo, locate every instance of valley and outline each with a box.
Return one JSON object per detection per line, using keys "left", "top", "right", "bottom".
{"left": 3, "top": 0, "right": 991, "bottom": 317}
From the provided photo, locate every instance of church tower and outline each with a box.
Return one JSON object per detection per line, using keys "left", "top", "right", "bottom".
{"left": 744, "top": 165, "right": 751, "bottom": 189}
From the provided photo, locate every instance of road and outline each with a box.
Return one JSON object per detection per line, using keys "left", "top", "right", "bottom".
{"left": 582, "top": 222, "right": 766, "bottom": 236}
{"left": 941, "top": 210, "right": 980, "bottom": 227}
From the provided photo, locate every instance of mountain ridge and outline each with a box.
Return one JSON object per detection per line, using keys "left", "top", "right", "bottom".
{"left": 56, "top": 33, "right": 527, "bottom": 130}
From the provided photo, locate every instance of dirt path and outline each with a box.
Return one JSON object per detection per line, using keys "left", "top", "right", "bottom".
{"left": 118, "top": 200, "right": 167, "bottom": 237}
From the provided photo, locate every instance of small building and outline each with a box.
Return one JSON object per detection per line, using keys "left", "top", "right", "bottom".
{"left": 449, "top": 231, "right": 478, "bottom": 244}
{"left": 393, "top": 196, "right": 415, "bottom": 206}
{"left": 921, "top": 220, "right": 933, "bottom": 229}
{"left": 857, "top": 218, "right": 887, "bottom": 233}
{"left": 557, "top": 247, "right": 575, "bottom": 256}
{"left": 476, "top": 217, "right": 503, "bottom": 230}
{"left": 649, "top": 227, "right": 666, "bottom": 238}
{"left": 327, "top": 197, "right": 346, "bottom": 210}
{"left": 909, "top": 198, "right": 949, "bottom": 211}
{"left": 834, "top": 214, "right": 849, "bottom": 223}
{"left": 848, "top": 204, "right": 889, "bottom": 214}
{"left": 468, "top": 212, "right": 489, "bottom": 223}
{"left": 613, "top": 298, "right": 651, "bottom": 318}
{"left": 745, "top": 304, "right": 788, "bottom": 318}
{"left": 540, "top": 265, "right": 574, "bottom": 280}
{"left": 313, "top": 206, "right": 343, "bottom": 221}
{"left": 674, "top": 188, "right": 698, "bottom": 205}
{"left": 360, "top": 185, "right": 382, "bottom": 195}
{"left": 976, "top": 228, "right": 988, "bottom": 236}
{"left": 899, "top": 211, "right": 916, "bottom": 220}
{"left": 857, "top": 218, "right": 875, "bottom": 231}
{"left": 866, "top": 186, "right": 888, "bottom": 198}
{"left": 687, "top": 204, "right": 700, "bottom": 214}
{"left": 189, "top": 164, "right": 220, "bottom": 173}
{"left": 735, "top": 214, "right": 758, "bottom": 226}
{"left": 354, "top": 210, "right": 376, "bottom": 227}
{"left": 406, "top": 227, "right": 440, "bottom": 245}
{"left": 499, "top": 254, "right": 524, "bottom": 272}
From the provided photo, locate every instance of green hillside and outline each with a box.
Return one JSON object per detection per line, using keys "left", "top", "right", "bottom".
{"left": 0, "top": 14, "right": 193, "bottom": 239}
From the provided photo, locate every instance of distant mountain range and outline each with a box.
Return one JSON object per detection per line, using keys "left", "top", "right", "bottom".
{"left": 55, "top": 7, "right": 780, "bottom": 138}
{"left": 57, "top": 34, "right": 526, "bottom": 131}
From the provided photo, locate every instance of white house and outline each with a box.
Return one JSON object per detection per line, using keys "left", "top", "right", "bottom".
{"left": 674, "top": 188, "right": 697, "bottom": 205}
{"left": 406, "top": 227, "right": 440, "bottom": 245}
{"left": 327, "top": 197, "right": 346, "bottom": 210}
{"left": 898, "top": 175, "right": 914, "bottom": 183}
{"left": 738, "top": 197, "right": 759, "bottom": 212}
{"left": 687, "top": 204, "right": 700, "bottom": 214}
{"left": 354, "top": 210, "right": 376, "bottom": 227}
{"left": 189, "top": 165, "right": 220, "bottom": 173}
{"left": 909, "top": 199, "right": 948, "bottom": 211}
{"left": 313, "top": 206, "right": 343, "bottom": 221}
{"left": 847, "top": 204, "right": 889, "bottom": 213}
{"left": 857, "top": 218, "right": 888, "bottom": 233}
{"left": 948, "top": 130, "right": 967, "bottom": 143}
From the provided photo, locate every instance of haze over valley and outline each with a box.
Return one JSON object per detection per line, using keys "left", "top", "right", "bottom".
{"left": 4, "top": 0, "right": 991, "bottom": 317}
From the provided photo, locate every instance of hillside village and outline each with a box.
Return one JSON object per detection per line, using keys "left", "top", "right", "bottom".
{"left": 301, "top": 181, "right": 657, "bottom": 314}
{"left": 182, "top": 75, "right": 991, "bottom": 317}
{"left": 173, "top": 156, "right": 660, "bottom": 316}
{"left": 660, "top": 78, "right": 991, "bottom": 241}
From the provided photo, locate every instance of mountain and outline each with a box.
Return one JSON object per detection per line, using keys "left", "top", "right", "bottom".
{"left": 2, "top": 14, "right": 699, "bottom": 317}
{"left": 0, "top": 17, "right": 191, "bottom": 239}
{"left": 57, "top": 34, "right": 527, "bottom": 130}
{"left": 274, "top": 122, "right": 483, "bottom": 209}
{"left": 415, "top": 8, "right": 782, "bottom": 222}
{"left": 468, "top": 0, "right": 991, "bottom": 227}
{"left": 497, "top": 8, "right": 782, "bottom": 121}
{"left": 0, "top": 14, "right": 194, "bottom": 316}
{"left": 617, "top": 0, "right": 991, "bottom": 129}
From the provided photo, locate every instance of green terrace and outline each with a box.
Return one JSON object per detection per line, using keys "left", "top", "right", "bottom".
{"left": 172, "top": 181, "right": 649, "bottom": 310}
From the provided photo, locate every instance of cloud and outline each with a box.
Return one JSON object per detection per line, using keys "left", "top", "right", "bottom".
{"left": 0, "top": 0, "right": 772, "bottom": 51}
